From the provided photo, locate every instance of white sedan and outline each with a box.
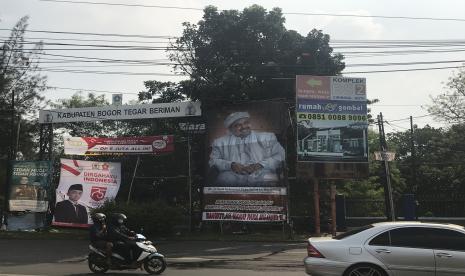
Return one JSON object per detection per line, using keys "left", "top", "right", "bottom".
{"left": 304, "top": 221, "right": 465, "bottom": 276}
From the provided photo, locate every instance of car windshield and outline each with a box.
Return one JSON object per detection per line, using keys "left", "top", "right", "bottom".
{"left": 333, "top": 225, "right": 373, "bottom": 240}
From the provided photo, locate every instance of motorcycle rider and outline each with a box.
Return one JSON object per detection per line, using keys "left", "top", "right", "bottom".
{"left": 89, "top": 213, "right": 112, "bottom": 266}
{"left": 107, "top": 213, "right": 139, "bottom": 265}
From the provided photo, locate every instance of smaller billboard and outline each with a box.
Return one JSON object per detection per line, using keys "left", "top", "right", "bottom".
{"left": 296, "top": 75, "right": 368, "bottom": 163}
{"left": 64, "top": 136, "right": 174, "bottom": 155}
{"left": 202, "top": 187, "right": 287, "bottom": 222}
{"left": 8, "top": 161, "right": 51, "bottom": 212}
{"left": 52, "top": 159, "right": 121, "bottom": 228}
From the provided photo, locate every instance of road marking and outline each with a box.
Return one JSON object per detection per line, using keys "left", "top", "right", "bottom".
{"left": 0, "top": 274, "right": 45, "bottom": 276}
{"left": 206, "top": 247, "right": 237, "bottom": 252}
{"left": 169, "top": 257, "right": 211, "bottom": 261}
{"left": 285, "top": 251, "right": 307, "bottom": 254}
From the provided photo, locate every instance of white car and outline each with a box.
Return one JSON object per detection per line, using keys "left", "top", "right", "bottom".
{"left": 304, "top": 221, "right": 465, "bottom": 276}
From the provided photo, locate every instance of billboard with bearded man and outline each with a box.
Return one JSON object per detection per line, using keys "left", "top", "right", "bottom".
{"left": 203, "top": 102, "right": 289, "bottom": 222}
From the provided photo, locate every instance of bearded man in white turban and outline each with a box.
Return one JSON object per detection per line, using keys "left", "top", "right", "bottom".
{"left": 209, "top": 112, "right": 285, "bottom": 186}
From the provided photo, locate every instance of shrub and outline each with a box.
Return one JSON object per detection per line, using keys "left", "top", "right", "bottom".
{"left": 92, "top": 200, "right": 185, "bottom": 236}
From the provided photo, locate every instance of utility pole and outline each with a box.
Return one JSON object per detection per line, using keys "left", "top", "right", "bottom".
{"left": 410, "top": 116, "right": 417, "bottom": 193}
{"left": 377, "top": 113, "right": 396, "bottom": 221}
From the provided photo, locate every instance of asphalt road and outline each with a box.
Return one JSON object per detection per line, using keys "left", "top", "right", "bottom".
{"left": 0, "top": 239, "right": 308, "bottom": 276}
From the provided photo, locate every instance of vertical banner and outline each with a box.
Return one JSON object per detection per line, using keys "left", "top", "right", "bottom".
{"left": 296, "top": 75, "right": 368, "bottom": 163}
{"left": 8, "top": 161, "right": 51, "bottom": 212}
{"left": 52, "top": 159, "right": 121, "bottom": 228}
{"left": 203, "top": 102, "right": 288, "bottom": 222}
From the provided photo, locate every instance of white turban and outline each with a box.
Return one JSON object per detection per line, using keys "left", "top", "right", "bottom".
{"left": 224, "top": 112, "right": 250, "bottom": 128}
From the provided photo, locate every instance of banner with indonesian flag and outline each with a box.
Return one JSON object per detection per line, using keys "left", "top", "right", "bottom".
{"left": 64, "top": 135, "right": 174, "bottom": 155}
{"left": 52, "top": 159, "right": 121, "bottom": 228}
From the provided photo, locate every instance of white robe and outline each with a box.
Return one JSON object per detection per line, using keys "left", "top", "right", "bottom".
{"left": 209, "top": 131, "right": 285, "bottom": 186}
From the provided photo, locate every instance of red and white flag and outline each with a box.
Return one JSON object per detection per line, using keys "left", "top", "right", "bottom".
{"left": 53, "top": 159, "right": 121, "bottom": 228}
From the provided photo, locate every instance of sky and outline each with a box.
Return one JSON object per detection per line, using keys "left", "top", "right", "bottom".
{"left": 2, "top": 0, "right": 465, "bottom": 132}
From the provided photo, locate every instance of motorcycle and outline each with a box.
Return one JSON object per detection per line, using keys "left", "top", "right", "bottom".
{"left": 88, "top": 234, "right": 166, "bottom": 274}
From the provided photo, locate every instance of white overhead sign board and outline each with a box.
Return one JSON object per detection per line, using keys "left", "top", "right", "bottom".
{"left": 39, "top": 101, "right": 201, "bottom": 124}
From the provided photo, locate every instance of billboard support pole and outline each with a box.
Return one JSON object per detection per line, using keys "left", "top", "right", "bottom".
{"left": 127, "top": 156, "right": 141, "bottom": 204}
{"left": 330, "top": 182, "right": 337, "bottom": 236}
{"left": 313, "top": 179, "right": 321, "bottom": 236}
{"left": 187, "top": 133, "right": 192, "bottom": 233}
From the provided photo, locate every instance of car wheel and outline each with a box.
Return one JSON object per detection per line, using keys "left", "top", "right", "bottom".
{"left": 344, "top": 264, "right": 387, "bottom": 276}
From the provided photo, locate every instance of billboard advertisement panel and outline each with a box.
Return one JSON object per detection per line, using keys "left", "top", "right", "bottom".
{"left": 203, "top": 102, "right": 288, "bottom": 222}
{"left": 64, "top": 135, "right": 174, "bottom": 155}
{"left": 52, "top": 159, "right": 121, "bottom": 228}
{"left": 296, "top": 75, "right": 368, "bottom": 163}
{"left": 8, "top": 161, "right": 51, "bottom": 212}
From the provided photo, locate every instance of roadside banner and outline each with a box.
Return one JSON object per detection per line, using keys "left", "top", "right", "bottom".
{"left": 202, "top": 187, "right": 287, "bottom": 222}
{"left": 203, "top": 102, "right": 288, "bottom": 222}
{"left": 374, "top": 151, "right": 396, "bottom": 161}
{"left": 296, "top": 75, "right": 368, "bottom": 163}
{"left": 52, "top": 159, "right": 121, "bottom": 228}
{"left": 8, "top": 161, "right": 51, "bottom": 212}
{"left": 64, "top": 135, "right": 174, "bottom": 155}
{"left": 39, "top": 101, "right": 201, "bottom": 123}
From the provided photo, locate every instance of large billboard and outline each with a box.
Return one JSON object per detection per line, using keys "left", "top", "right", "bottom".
{"left": 296, "top": 75, "right": 368, "bottom": 163}
{"left": 39, "top": 101, "right": 201, "bottom": 124}
{"left": 52, "top": 159, "right": 121, "bottom": 228}
{"left": 64, "top": 135, "right": 174, "bottom": 155}
{"left": 203, "top": 102, "right": 288, "bottom": 222}
{"left": 8, "top": 161, "right": 51, "bottom": 212}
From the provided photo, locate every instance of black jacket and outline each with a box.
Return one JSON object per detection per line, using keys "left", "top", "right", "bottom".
{"left": 54, "top": 200, "right": 88, "bottom": 224}
{"left": 108, "top": 224, "right": 134, "bottom": 242}
{"left": 89, "top": 223, "right": 108, "bottom": 242}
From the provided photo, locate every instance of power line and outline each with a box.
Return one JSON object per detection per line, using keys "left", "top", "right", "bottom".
{"left": 385, "top": 121, "right": 410, "bottom": 130}
{"left": 37, "top": 0, "right": 465, "bottom": 22}
{"left": 6, "top": 64, "right": 465, "bottom": 75}
{"left": 0, "top": 35, "right": 172, "bottom": 44}
{"left": 39, "top": 68, "right": 182, "bottom": 76}
{"left": 45, "top": 85, "right": 140, "bottom": 94}
{"left": 6, "top": 33, "right": 465, "bottom": 46}
{"left": 387, "top": 113, "right": 437, "bottom": 123}
{"left": 344, "top": 65, "right": 465, "bottom": 74}
{"left": 10, "top": 40, "right": 465, "bottom": 56}
{"left": 0, "top": 28, "right": 175, "bottom": 39}
{"left": 39, "top": 0, "right": 205, "bottom": 11}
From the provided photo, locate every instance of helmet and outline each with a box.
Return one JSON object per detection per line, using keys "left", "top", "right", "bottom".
{"left": 112, "top": 213, "right": 127, "bottom": 225}
{"left": 93, "top": 213, "right": 106, "bottom": 223}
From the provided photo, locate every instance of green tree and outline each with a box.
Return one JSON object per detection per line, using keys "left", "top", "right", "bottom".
{"left": 0, "top": 16, "right": 47, "bottom": 160}
{"left": 51, "top": 92, "right": 112, "bottom": 137}
{"left": 140, "top": 5, "right": 344, "bottom": 105}
{"left": 0, "top": 16, "right": 48, "bottom": 206}
{"left": 387, "top": 124, "right": 465, "bottom": 196}
{"left": 340, "top": 130, "right": 406, "bottom": 199}
{"left": 427, "top": 67, "right": 465, "bottom": 123}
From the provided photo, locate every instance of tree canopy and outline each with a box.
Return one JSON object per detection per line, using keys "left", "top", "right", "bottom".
{"left": 0, "top": 16, "right": 47, "bottom": 160}
{"left": 427, "top": 67, "right": 465, "bottom": 124}
{"left": 140, "top": 5, "right": 345, "bottom": 105}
